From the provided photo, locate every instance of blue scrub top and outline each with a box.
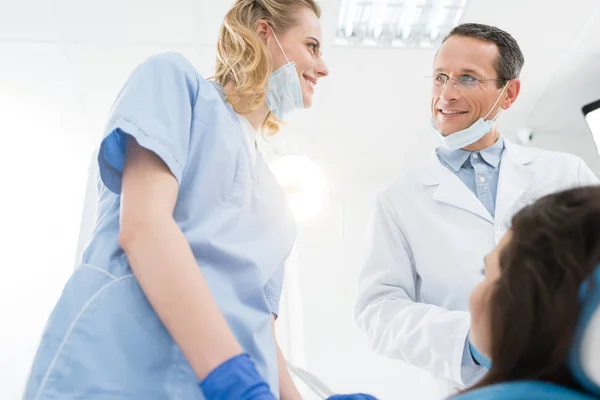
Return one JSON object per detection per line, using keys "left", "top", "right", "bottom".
{"left": 24, "top": 53, "right": 297, "bottom": 400}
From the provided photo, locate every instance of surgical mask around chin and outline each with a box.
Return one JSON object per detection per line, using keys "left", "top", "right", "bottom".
{"left": 431, "top": 84, "right": 508, "bottom": 151}
{"left": 265, "top": 28, "right": 304, "bottom": 121}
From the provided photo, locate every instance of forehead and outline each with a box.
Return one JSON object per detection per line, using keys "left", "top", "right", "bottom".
{"left": 287, "top": 7, "right": 322, "bottom": 39}
{"left": 434, "top": 35, "right": 499, "bottom": 76}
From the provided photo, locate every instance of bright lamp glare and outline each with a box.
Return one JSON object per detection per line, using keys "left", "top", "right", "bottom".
{"left": 269, "top": 155, "right": 329, "bottom": 222}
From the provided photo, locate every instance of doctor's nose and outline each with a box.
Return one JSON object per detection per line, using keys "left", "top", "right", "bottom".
{"left": 439, "top": 81, "right": 460, "bottom": 101}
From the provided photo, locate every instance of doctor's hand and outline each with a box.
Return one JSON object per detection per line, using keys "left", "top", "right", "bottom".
{"left": 327, "top": 394, "right": 378, "bottom": 399}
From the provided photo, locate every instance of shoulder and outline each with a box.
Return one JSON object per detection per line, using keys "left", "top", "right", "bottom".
{"left": 137, "top": 52, "right": 198, "bottom": 78}
{"left": 506, "top": 140, "right": 583, "bottom": 169}
{"left": 128, "top": 52, "right": 205, "bottom": 102}
{"left": 382, "top": 154, "right": 439, "bottom": 199}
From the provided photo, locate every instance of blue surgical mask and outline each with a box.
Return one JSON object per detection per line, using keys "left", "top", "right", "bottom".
{"left": 431, "top": 84, "right": 508, "bottom": 151}
{"left": 265, "top": 28, "right": 304, "bottom": 120}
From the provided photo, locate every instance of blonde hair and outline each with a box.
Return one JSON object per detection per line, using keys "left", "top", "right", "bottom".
{"left": 214, "top": 0, "right": 321, "bottom": 135}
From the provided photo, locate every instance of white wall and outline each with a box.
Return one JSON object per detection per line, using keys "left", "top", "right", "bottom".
{"left": 0, "top": 46, "right": 95, "bottom": 398}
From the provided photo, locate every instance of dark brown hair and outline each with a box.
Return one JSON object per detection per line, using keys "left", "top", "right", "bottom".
{"left": 465, "top": 185, "right": 600, "bottom": 392}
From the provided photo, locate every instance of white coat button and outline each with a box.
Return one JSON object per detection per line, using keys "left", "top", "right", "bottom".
{"left": 473, "top": 153, "right": 479, "bottom": 159}
{"left": 479, "top": 176, "right": 486, "bottom": 183}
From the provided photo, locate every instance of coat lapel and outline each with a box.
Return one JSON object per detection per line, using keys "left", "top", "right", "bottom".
{"left": 494, "top": 140, "right": 537, "bottom": 228}
{"left": 421, "top": 153, "right": 494, "bottom": 223}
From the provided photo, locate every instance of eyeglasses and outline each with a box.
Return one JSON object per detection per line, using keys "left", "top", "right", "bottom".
{"left": 431, "top": 74, "right": 508, "bottom": 91}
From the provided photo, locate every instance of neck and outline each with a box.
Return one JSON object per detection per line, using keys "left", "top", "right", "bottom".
{"left": 223, "top": 81, "right": 270, "bottom": 131}
{"left": 463, "top": 130, "right": 500, "bottom": 152}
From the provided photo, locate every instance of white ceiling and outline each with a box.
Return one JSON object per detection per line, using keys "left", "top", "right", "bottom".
{"left": 1, "top": 0, "right": 600, "bottom": 182}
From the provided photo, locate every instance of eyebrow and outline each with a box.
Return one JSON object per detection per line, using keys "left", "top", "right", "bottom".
{"left": 307, "top": 36, "right": 321, "bottom": 47}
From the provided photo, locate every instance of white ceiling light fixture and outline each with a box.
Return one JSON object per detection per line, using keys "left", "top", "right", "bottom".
{"left": 335, "top": 0, "right": 468, "bottom": 48}
{"left": 584, "top": 100, "right": 600, "bottom": 155}
{"left": 269, "top": 155, "right": 329, "bottom": 223}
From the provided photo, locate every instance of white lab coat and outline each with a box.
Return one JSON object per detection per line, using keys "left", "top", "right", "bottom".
{"left": 354, "top": 139, "right": 599, "bottom": 394}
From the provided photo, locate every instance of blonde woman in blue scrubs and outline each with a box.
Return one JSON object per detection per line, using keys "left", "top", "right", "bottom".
{"left": 23, "top": 1, "right": 332, "bottom": 398}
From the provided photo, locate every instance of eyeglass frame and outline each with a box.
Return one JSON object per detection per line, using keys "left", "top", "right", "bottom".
{"left": 429, "top": 73, "right": 511, "bottom": 91}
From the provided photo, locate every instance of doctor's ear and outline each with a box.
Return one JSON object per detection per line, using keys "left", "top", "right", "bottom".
{"left": 255, "top": 19, "right": 271, "bottom": 44}
{"left": 502, "top": 79, "right": 521, "bottom": 110}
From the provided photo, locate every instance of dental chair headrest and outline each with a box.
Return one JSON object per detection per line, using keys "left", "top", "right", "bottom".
{"left": 569, "top": 263, "right": 600, "bottom": 396}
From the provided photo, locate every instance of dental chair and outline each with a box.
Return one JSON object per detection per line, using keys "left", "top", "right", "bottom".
{"left": 454, "top": 265, "right": 600, "bottom": 400}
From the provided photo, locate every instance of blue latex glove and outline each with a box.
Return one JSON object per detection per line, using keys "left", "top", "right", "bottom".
{"left": 328, "top": 395, "right": 379, "bottom": 399}
{"left": 199, "top": 354, "right": 276, "bottom": 400}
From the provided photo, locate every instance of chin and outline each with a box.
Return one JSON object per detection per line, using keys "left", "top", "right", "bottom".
{"left": 434, "top": 123, "right": 453, "bottom": 136}
{"left": 436, "top": 122, "right": 467, "bottom": 136}
{"left": 302, "top": 94, "right": 313, "bottom": 108}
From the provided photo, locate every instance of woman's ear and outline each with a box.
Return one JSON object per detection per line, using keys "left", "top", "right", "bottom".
{"left": 255, "top": 19, "right": 270, "bottom": 44}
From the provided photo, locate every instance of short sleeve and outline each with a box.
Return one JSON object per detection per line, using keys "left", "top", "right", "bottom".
{"left": 98, "top": 52, "right": 200, "bottom": 194}
{"left": 263, "top": 265, "right": 285, "bottom": 319}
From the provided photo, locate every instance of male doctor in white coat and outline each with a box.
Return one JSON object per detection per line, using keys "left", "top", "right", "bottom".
{"left": 354, "top": 23, "right": 599, "bottom": 395}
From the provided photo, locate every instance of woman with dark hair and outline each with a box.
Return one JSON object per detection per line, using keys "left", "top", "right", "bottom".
{"left": 465, "top": 184, "right": 600, "bottom": 394}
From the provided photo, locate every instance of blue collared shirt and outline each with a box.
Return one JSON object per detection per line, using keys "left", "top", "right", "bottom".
{"left": 436, "top": 136, "right": 505, "bottom": 217}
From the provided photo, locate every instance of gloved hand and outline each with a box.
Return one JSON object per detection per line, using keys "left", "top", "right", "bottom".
{"left": 199, "top": 354, "right": 276, "bottom": 400}
{"left": 327, "top": 394, "right": 379, "bottom": 399}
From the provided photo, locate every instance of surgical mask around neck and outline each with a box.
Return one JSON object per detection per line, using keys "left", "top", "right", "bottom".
{"left": 431, "top": 84, "right": 508, "bottom": 151}
{"left": 265, "top": 27, "right": 304, "bottom": 121}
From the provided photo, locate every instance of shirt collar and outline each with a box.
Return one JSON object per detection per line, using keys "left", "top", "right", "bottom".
{"left": 436, "top": 135, "right": 505, "bottom": 172}
{"left": 480, "top": 135, "right": 505, "bottom": 168}
{"left": 436, "top": 147, "right": 471, "bottom": 172}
